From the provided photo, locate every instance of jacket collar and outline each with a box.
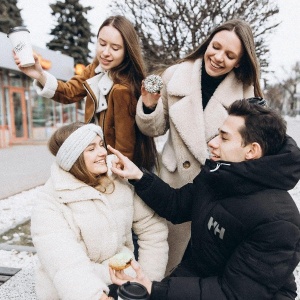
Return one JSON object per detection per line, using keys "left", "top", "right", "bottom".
{"left": 49, "top": 162, "right": 105, "bottom": 203}
{"left": 202, "top": 136, "right": 300, "bottom": 197}
{"left": 85, "top": 66, "right": 114, "bottom": 113}
{"left": 167, "top": 58, "right": 247, "bottom": 162}
{"left": 167, "top": 58, "right": 202, "bottom": 97}
{"left": 94, "top": 64, "right": 103, "bottom": 74}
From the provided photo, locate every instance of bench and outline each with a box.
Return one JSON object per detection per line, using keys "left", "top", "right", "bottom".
{"left": 0, "top": 267, "right": 21, "bottom": 286}
{"left": 0, "top": 256, "right": 37, "bottom": 299}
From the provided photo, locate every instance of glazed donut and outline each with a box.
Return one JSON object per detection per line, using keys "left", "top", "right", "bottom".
{"left": 109, "top": 253, "right": 133, "bottom": 271}
{"left": 144, "top": 74, "right": 163, "bottom": 93}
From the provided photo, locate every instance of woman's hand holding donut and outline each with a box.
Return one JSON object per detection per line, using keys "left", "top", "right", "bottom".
{"left": 141, "top": 82, "right": 160, "bottom": 109}
{"left": 109, "top": 260, "right": 152, "bottom": 295}
{"left": 141, "top": 74, "right": 163, "bottom": 109}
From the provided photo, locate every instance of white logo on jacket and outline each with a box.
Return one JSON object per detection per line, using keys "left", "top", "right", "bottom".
{"left": 208, "top": 216, "right": 225, "bottom": 239}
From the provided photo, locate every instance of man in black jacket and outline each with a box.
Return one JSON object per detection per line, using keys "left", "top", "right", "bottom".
{"left": 108, "top": 98, "right": 300, "bottom": 299}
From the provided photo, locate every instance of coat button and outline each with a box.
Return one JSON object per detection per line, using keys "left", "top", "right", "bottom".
{"left": 183, "top": 161, "right": 190, "bottom": 169}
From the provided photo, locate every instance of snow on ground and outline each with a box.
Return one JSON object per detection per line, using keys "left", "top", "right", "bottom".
{"left": 0, "top": 249, "right": 35, "bottom": 268}
{"left": 1, "top": 180, "right": 300, "bottom": 296}
{"left": 0, "top": 188, "right": 39, "bottom": 269}
{"left": 0, "top": 188, "right": 38, "bottom": 235}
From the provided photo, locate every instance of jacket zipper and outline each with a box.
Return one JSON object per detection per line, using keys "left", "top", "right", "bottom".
{"left": 82, "top": 82, "right": 97, "bottom": 123}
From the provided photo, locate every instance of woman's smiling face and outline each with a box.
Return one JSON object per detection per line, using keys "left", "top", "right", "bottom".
{"left": 96, "top": 25, "right": 125, "bottom": 71}
{"left": 204, "top": 30, "right": 243, "bottom": 78}
{"left": 83, "top": 135, "right": 108, "bottom": 175}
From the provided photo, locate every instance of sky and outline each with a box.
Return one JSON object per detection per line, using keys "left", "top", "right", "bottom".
{"left": 17, "top": 0, "right": 300, "bottom": 85}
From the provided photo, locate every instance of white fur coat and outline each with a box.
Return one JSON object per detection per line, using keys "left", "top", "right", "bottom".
{"left": 136, "top": 58, "right": 254, "bottom": 188}
{"left": 136, "top": 58, "right": 254, "bottom": 273}
{"left": 31, "top": 162, "right": 168, "bottom": 300}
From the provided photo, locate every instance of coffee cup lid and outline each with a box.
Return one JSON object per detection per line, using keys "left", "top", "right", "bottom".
{"left": 7, "top": 26, "right": 30, "bottom": 37}
{"left": 118, "top": 281, "right": 149, "bottom": 300}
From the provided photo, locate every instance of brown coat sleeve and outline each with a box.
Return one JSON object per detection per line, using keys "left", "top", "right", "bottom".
{"left": 53, "top": 61, "right": 98, "bottom": 104}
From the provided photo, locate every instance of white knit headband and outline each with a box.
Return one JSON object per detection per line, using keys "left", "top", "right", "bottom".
{"left": 56, "top": 124, "right": 103, "bottom": 171}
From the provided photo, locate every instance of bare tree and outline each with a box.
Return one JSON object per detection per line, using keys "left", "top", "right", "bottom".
{"left": 110, "top": 0, "right": 279, "bottom": 73}
{"left": 265, "top": 84, "right": 285, "bottom": 113}
{"left": 265, "top": 62, "right": 300, "bottom": 115}
{"left": 279, "top": 62, "right": 300, "bottom": 116}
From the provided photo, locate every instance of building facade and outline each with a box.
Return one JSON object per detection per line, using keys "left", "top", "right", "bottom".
{"left": 0, "top": 32, "right": 84, "bottom": 148}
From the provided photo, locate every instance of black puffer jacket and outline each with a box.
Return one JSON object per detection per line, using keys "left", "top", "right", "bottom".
{"left": 132, "top": 136, "right": 300, "bottom": 299}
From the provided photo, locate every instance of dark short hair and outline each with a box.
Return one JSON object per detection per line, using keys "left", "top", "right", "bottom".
{"left": 227, "top": 98, "right": 287, "bottom": 156}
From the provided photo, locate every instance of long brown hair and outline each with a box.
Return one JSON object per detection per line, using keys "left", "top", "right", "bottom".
{"left": 97, "top": 15, "right": 158, "bottom": 171}
{"left": 180, "top": 19, "right": 263, "bottom": 97}
{"left": 48, "top": 122, "right": 114, "bottom": 193}
{"left": 97, "top": 15, "right": 145, "bottom": 100}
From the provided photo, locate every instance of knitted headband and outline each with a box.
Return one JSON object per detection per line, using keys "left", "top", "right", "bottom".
{"left": 56, "top": 124, "right": 103, "bottom": 171}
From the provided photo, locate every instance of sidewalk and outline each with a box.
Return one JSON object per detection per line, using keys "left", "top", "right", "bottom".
{"left": 0, "top": 143, "right": 53, "bottom": 298}
{"left": 0, "top": 144, "right": 54, "bottom": 200}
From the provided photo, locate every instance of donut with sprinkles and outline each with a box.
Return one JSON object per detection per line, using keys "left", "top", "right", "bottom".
{"left": 144, "top": 74, "right": 163, "bottom": 93}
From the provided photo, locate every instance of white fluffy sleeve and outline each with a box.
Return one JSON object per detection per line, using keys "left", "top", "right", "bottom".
{"left": 132, "top": 194, "right": 169, "bottom": 281}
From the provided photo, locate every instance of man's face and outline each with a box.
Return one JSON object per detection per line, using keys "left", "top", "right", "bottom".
{"left": 208, "top": 115, "right": 251, "bottom": 162}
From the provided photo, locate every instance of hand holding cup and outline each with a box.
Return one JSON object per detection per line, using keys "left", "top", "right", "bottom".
{"left": 13, "top": 52, "right": 46, "bottom": 83}
{"left": 7, "top": 26, "right": 35, "bottom": 67}
{"left": 9, "top": 27, "right": 47, "bottom": 86}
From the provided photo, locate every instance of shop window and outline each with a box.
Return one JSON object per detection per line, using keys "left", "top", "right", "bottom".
{"left": 31, "top": 90, "right": 76, "bottom": 128}
{"left": 77, "top": 99, "right": 85, "bottom": 122}
{"left": 0, "top": 81, "right": 3, "bottom": 125}
{"left": 24, "top": 77, "right": 32, "bottom": 89}
{"left": 8, "top": 71, "right": 22, "bottom": 87}
{"left": 0, "top": 81, "right": 8, "bottom": 147}
{"left": 31, "top": 91, "right": 79, "bottom": 139}
{"left": 32, "top": 95, "right": 51, "bottom": 128}
{"left": 53, "top": 102, "right": 78, "bottom": 126}
{"left": 2, "top": 70, "right": 8, "bottom": 85}
{"left": 4, "top": 89, "right": 10, "bottom": 127}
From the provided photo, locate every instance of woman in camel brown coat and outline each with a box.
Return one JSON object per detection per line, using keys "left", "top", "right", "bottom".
{"left": 14, "top": 15, "right": 157, "bottom": 171}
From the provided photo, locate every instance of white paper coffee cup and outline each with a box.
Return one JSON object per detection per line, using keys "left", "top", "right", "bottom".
{"left": 7, "top": 26, "right": 35, "bottom": 67}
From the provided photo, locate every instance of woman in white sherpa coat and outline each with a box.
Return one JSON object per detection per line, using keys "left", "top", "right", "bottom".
{"left": 30, "top": 122, "right": 168, "bottom": 300}
{"left": 136, "top": 19, "right": 263, "bottom": 274}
